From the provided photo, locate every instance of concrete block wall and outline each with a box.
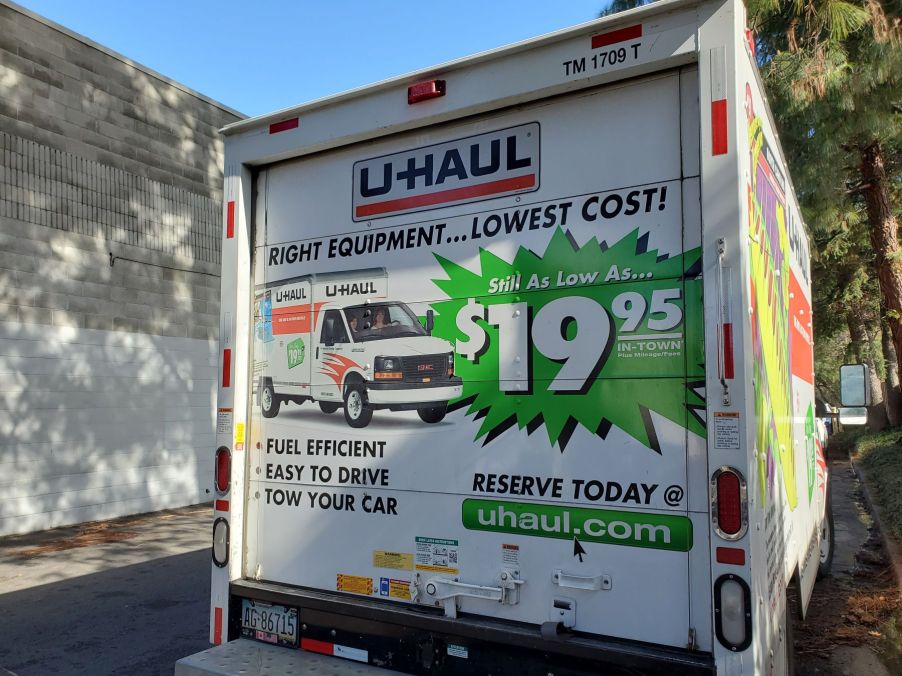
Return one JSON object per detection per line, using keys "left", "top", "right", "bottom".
{"left": 0, "top": 0, "right": 243, "bottom": 535}
{"left": 0, "top": 131, "right": 221, "bottom": 263}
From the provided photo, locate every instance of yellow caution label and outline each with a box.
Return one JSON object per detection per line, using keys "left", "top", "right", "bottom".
{"left": 414, "top": 563, "right": 459, "bottom": 574}
{"left": 336, "top": 574, "right": 372, "bottom": 596}
{"left": 389, "top": 579, "right": 411, "bottom": 600}
{"left": 235, "top": 422, "right": 246, "bottom": 450}
{"left": 373, "top": 551, "right": 413, "bottom": 570}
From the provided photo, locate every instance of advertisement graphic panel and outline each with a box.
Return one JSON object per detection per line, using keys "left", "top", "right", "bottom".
{"left": 247, "top": 73, "right": 704, "bottom": 647}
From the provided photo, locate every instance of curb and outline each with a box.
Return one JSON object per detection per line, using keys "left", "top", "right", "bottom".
{"left": 847, "top": 451, "right": 902, "bottom": 592}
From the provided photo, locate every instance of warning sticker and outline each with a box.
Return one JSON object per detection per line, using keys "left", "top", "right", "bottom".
{"left": 373, "top": 551, "right": 413, "bottom": 571}
{"left": 378, "top": 577, "right": 411, "bottom": 600}
{"left": 502, "top": 543, "right": 520, "bottom": 566}
{"left": 336, "top": 574, "right": 373, "bottom": 596}
{"left": 216, "top": 408, "right": 233, "bottom": 435}
{"left": 389, "top": 579, "right": 411, "bottom": 600}
{"left": 415, "top": 536, "right": 459, "bottom": 574}
{"left": 235, "top": 422, "right": 246, "bottom": 451}
{"left": 713, "top": 412, "right": 741, "bottom": 450}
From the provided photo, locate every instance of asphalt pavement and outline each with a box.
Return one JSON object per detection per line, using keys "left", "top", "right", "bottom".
{"left": 0, "top": 505, "right": 212, "bottom": 676}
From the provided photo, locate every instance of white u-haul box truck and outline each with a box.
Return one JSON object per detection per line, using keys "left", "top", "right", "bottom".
{"left": 202, "top": 0, "right": 832, "bottom": 673}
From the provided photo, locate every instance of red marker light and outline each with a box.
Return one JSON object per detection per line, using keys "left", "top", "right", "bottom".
{"left": 716, "top": 547, "right": 746, "bottom": 566}
{"left": 269, "top": 117, "right": 299, "bottom": 134}
{"left": 408, "top": 79, "right": 446, "bottom": 104}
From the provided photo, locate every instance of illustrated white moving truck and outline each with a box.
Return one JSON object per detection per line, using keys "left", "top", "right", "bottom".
{"left": 254, "top": 267, "right": 462, "bottom": 427}
{"left": 189, "top": 1, "right": 834, "bottom": 674}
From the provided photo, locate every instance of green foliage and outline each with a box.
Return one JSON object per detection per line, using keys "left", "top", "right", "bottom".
{"left": 598, "top": 0, "right": 657, "bottom": 17}
{"left": 825, "top": 428, "right": 865, "bottom": 454}
{"left": 880, "top": 613, "right": 902, "bottom": 676}
{"left": 847, "top": 428, "right": 902, "bottom": 670}
{"left": 855, "top": 428, "right": 902, "bottom": 539}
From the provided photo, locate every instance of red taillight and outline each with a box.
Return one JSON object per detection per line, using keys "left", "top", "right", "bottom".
{"left": 215, "top": 446, "right": 231, "bottom": 494}
{"left": 717, "top": 472, "right": 741, "bottom": 534}
{"left": 408, "top": 79, "right": 446, "bottom": 104}
{"left": 712, "top": 467, "right": 746, "bottom": 539}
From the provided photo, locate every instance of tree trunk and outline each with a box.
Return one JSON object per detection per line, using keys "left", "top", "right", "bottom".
{"left": 862, "top": 140, "right": 902, "bottom": 400}
{"left": 882, "top": 315, "right": 902, "bottom": 426}
{"left": 847, "top": 314, "right": 888, "bottom": 430}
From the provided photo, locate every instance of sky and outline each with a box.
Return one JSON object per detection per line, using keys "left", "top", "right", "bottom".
{"left": 15, "top": 1, "right": 610, "bottom": 118}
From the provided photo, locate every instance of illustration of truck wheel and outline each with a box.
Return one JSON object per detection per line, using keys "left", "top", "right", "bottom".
{"left": 261, "top": 380, "right": 280, "bottom": 418}
{"left": 417, "top": 404, "right": 447, "bottom": 424}
{"left": 343, "top": 384, "right": 373, "bottom": 428}
{"left": 319, "top": 401, "right": 340, "bottom": 414}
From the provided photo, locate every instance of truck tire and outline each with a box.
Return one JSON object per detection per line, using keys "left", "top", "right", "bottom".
{"left": 417, "top": 404, "right": 447, "bottom": 424}
{"left": 319, "top": 401, "right": 340, "bottom": 414}
{"left": 261, "top": 380, "right": 280, "bottom": 418}
{"left": 817, "top": 481, "right": 835, "bottom": 579}
{"left": 343, "top": 384, "right": 372, "bottom": 428}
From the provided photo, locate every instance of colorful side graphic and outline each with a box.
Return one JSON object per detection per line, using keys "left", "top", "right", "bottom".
{"left": 746, "top": 86, "right": 797, "bottom": 509}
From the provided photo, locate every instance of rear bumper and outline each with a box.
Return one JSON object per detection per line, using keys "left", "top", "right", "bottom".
{"left": 176, "top": 639, "right": 387, "bottom": 675}
{"left": 229, "top": 580, "right": 716, "bottom": 676}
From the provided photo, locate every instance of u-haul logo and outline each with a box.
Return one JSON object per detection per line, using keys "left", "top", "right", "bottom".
{"left": 352, "top": 123, "right": 540, "bottom": 221}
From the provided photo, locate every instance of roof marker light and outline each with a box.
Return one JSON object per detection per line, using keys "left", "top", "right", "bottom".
{"left": 591, "top": 24, "right": 642, "bottom": 49}
{"left": 408, "top": 79, "right": 446, "bottom": 104}
{"left": 269, "top": 118, "right": 299, "bottom": 134}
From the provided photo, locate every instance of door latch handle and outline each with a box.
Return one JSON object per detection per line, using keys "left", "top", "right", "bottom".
{"left": 552, "top": 569, "right": 611, "bottom": 591}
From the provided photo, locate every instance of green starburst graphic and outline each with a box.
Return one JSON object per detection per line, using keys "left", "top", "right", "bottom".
{"left": 430, "top": 228, "right": 706, "bottom": 451}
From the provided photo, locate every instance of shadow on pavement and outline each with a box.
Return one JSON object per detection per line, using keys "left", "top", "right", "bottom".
{"left": 0, "top": 549, "right": 211, "bottom": 676}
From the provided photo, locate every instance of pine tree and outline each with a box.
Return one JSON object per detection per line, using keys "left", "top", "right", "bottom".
{"left": 599, "top": 1, "right": 657, "bottom": 18}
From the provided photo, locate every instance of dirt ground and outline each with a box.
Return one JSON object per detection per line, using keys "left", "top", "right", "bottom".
{"left": 793, "top": 454, "right": 902, "bottom": 676}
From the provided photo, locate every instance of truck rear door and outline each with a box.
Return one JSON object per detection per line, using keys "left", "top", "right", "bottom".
{"left": 245, "top": 67, "right": 705, "bottom": 649}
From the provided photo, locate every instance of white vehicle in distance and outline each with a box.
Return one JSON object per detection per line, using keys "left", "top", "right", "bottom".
{"left": 254, "top": 267, "right": 462, "bottom": 427}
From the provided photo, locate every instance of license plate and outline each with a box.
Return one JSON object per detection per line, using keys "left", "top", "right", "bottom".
{"left": 240, "top": 599, "right": 298, "bottom": 647}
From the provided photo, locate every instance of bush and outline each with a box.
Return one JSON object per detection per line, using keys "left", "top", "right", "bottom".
{"left": 855, "top": 429, "right": 902, "bottom": 540}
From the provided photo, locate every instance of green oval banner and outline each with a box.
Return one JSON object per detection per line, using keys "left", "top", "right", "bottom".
{"left": 462, "top": 498, "right": 692, "bottom": 552}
